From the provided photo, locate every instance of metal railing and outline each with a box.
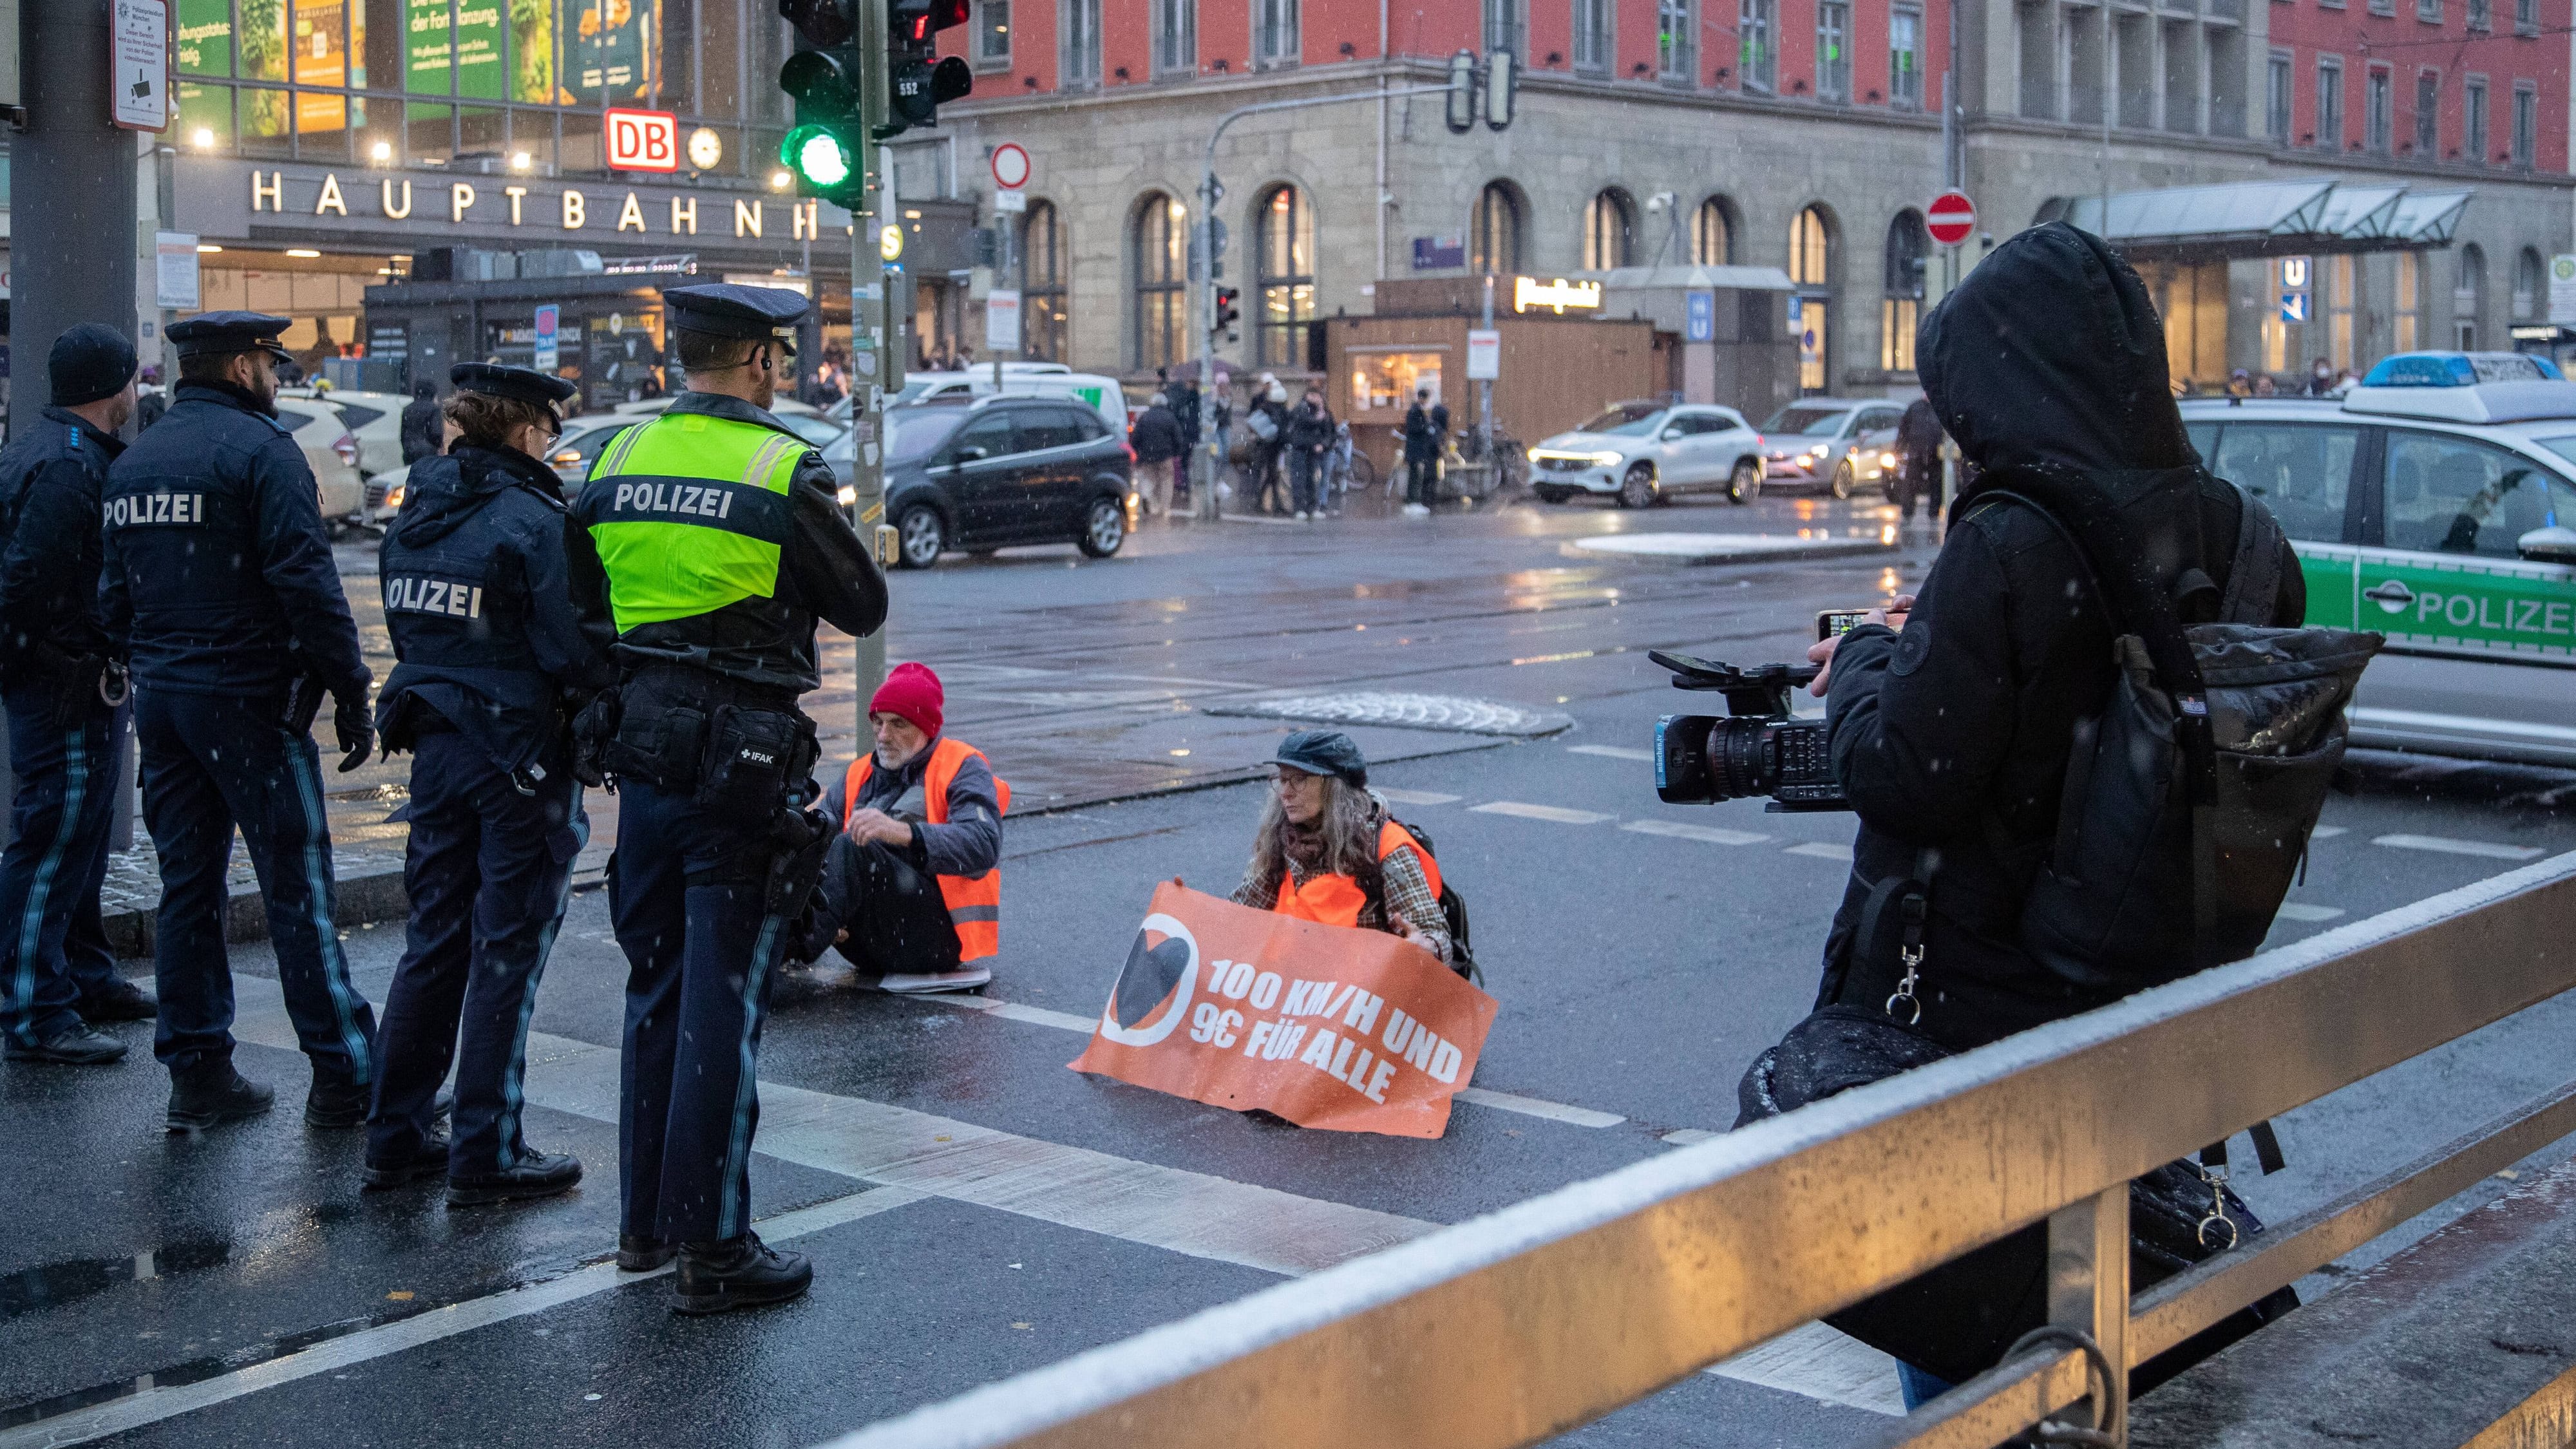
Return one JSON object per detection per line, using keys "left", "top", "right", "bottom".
{"left": 820, "top": 853, "right": 2576, "bottom": 1449}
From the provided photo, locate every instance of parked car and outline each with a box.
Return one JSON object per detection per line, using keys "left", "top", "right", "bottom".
{"left": 363, "top": 462, "right": 412, "bottom": 527}
{"left": 836, "top": 368, "right": 1132, "bottom": 441}
{"left": 270, "top": 395, "right": 367, "bottom": 529}
{"left": 2178, "top": 350, "right": 2576, "bottom": 768}
{"left": 283, "top": 387, "right": 411, "bottom": 477}
{"left": 1757, "top": 398, "right": 1907, "bottom": 498}
{"left": 544, "top": 419, "right": 641, "bottom": 488}
{"left": 820, "top": 395, "right": 1132, "bottom": 567}
{"left": 1526, "top": 401, "right": 1767, "bottom": 507}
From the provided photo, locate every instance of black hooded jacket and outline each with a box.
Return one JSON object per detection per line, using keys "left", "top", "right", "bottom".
{"left": 1815, "top": 223, "right": 2306, "bottom": 1054}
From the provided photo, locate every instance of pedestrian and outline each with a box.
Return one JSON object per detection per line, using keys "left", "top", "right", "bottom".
{"left": 0, "top": 325, "right": 156, "bottom": 1067}
{"left": 361, "top": 363, "right": 614, "bottom": 1206}
{"left": 567, "top": 283, "right": 887, "bottom": 1313}
{"left": 797, "top": 663, "right": 1008, "bottom": 994}
{"left": 135, "top": 370, "right": 169, "bottom": 432}
{"left": 400, "top": 379, "right": 445, "bottom": 465}
{"left": 102, "top": 312, "right": 381, "bottom": 1132}
{"left": 1168, "top": 371, "right": 1202, "bottom": 509}
{"left": 1401, "top": 387, "right": 1446, "bottom": 517}
{"left": 1127, "top": 391, "right": 1183, "bottom": 518}
{"left": 1231, "top": 732, "right": 1458, "bottom": 974}
{"left": 1893, "top": 394, "right": 1942, "bottom": 522}
{"left": 1283, "top": 386, "right": 1335, "bottom": 520}
{"left": 2227, "top": 368, "right": 2253, "bottom": 398}
{"left": 1249, "top": 377, "right": 1291, "bottom": 515}
{"left": 1797, "top": 222, "right": 2307, "bottom": 1405}
{"left": 1325, "top": 420, "right": 1356, "bottom": 516}
{"left": 1209, "top": 384, "right": 1235, "bottom": 513}
{"left": 2305, "top": 357, "right": 2336, "bottom": 397}
{"left": 2251, "top": 372, "right": 2277, "bottom": 397}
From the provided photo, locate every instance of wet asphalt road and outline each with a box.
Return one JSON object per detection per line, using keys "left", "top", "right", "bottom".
{"left": 5, "top": 491, "right": 2574, "bottom": 1448}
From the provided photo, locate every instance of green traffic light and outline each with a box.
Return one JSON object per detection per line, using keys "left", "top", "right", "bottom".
{"left": 782, "top": 125, "right": 851, "bottom": 187}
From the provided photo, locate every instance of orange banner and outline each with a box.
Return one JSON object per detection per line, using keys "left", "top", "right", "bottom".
{"left": 1070, "top": 883, "right": 1499, "bottom": 1138}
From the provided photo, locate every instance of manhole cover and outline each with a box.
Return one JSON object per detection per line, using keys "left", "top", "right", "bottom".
{"left": 1203, "top": 692, "right": 1572, "bottom": 737}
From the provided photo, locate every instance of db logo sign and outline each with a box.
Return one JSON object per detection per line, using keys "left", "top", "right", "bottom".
{"left": 605, "top": 109, "right": 680, "bottom": 172}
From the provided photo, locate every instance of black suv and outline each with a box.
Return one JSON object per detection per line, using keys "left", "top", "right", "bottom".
{"left": 828, "top": 395, "right": 1133, "bottom": 567}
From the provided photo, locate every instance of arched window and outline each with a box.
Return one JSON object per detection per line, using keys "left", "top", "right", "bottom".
{"left": 1691, "top": 196, "right": 1734, "bottom": 265}
{"left": 1584, "top": 189, "right": 1635, "bottom": 270}
{"left": 1255, "top": 184, "right": 1316, "bottom": 369}
{"left": 2512, "top": 246, "right": 2545, "bottom": 320}
{"left": 1881, "top": 209, "right": 1928, "bottom": 373}
{"left": 1788, "top": 205, "right": 1835, "bottom": 392}
{"left": 1132, "top": 192, "right": 1188, "bottom": 372}
{"left": 1021, "top": 199, "right": 1068, "bottom": 363}
{"left": 2455, "top": 242, "right": 2486, "bottom": 348}
{"left": 1472, "top": 182, "right": 1522, "bottom": 276}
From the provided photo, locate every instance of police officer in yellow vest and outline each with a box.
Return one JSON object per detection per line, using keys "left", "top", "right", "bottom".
{"left": 797, "top": 662, "right": 1007, "bottom": 994}
{"left": 565, "top": 283, "right": 886, "bottom": 1314}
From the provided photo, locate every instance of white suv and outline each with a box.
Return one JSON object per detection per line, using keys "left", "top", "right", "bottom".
{"left": 1527, "top": 401, "right": 1767, "bottom": 508}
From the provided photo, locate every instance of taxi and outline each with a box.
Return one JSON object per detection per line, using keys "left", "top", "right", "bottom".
{"left": 2179, "top": 352, "right": 2576, "bottom": 768}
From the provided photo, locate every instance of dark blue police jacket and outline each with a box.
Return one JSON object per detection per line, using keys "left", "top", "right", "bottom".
{"left": 102, "top": 380, "right": 369, "bottom": 700}
{"left": 377, "top": 444, "right": 612, "bottom": 774}
{"left": 0, "top": 406, "right": 122, "bottom": 676}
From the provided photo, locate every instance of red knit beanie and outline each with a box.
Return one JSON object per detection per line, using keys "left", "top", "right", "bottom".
{"left": 869, "top": 661, "right": 944, "bottom": 738}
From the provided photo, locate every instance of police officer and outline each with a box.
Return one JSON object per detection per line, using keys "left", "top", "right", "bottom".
{"left": 567, "top": 283, "right": 886, "bottom": 1313}
{"left": 103, "top": 312, "right": 381, "bottom": 1133}
{"left": 0, "top": 325, "right": 156, "bottom": 1066}
{"left": 365, "top": 363, "right": 613, "bottom": 1203}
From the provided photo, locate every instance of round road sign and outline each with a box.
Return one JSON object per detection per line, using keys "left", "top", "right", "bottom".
{"left": 990, "top": 142, "right": 1031, "bottom": 190}
{"left": 1927, "top": 191, "right": 1976, "bottom": 248}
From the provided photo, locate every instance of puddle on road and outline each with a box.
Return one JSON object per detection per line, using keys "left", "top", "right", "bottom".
{"left": 0, "top": 1238, "right": 234, "bottom": 1319}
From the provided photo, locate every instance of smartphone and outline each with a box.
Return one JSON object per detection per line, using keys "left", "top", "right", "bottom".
{"left": 1816, "top": 609, "right": 1871, "bottom": 641}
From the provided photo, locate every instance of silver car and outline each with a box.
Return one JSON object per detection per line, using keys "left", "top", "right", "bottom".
{"left": 1526, "top": 401, "right": 1768, "bottom": 508}
{"left": 1757, "top": 399, "right": 1906, "bottom": 498}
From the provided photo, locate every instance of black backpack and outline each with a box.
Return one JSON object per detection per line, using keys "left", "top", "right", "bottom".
{"left": 1368, "top": 814, "right": 1479, "bottom": 983}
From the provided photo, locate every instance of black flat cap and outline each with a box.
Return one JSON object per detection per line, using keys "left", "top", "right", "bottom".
{"left": 49, "top": 323, "right": 138, "bottom": 406}
{"left": 1274, "top": 730, "right": 1368, "bottom": 788}
{"left": 167, "top": 311, "right": 294, "bottom": 361}
{"left": 451, "top": 362, "right": 580, "bottom": 412}
{"left": 664, "top": 283, "right": 807, "bottom": 348}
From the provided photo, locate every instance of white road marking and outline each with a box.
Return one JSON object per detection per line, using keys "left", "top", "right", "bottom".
{"left": 2274, "top": 902, "right": 2346, "bottom": 922}
{"left": 1372, "top": 788, "right": 1462, "bottom": 806}
{"left": 1661, "top": 1128, "right": 1719, "bottom": 1146}
{"left": 1622, "top": 819, "right": 1769, "bottom": 847}
{"left": 2309, "top": 826, "right": 2349, "bottom": 839}
{"left": 1452, "top": 1088, "right": 1625, "bottom": 1128}
{"left": 939, "top": 994, "right": 1101, "bottom": 1034}
{"left": 2371, "top": 833, "right": 2546, "bottom": 861}
{"left": 0, "top": 1187, "right": 924, "bottom": 1449}
{"left": 1785, "top": 840, "right": 1855, "bottom": 862}
{"left": 1470, "top": 801, "right": 1616, "bottom": 825}
{"left": 1566, "top": 744, "right": 1653, "bottom": 761}
{"left": 1708, "top": 1320, "right": 1905, "bottom": 1416}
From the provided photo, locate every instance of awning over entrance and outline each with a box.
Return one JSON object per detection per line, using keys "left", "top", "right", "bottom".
{"left": 2054, "top": 178, "right": 2472, "bottom": 261}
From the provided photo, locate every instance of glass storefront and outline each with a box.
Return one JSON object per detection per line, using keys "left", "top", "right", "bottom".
{"left": 175, "top": 0, "right": 786, "bottom": 178}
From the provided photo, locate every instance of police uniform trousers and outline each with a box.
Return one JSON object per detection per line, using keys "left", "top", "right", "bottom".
{"left": 612, "top": 777, "right": 792, "bottom": 1246}
{"left": 0, "top": 684, "right": 126, "bottom": 1046}
{"left": 136, "top": 687, "right": 378, "bottom": 1079}
{"left": 368, "top": 728, "right": 585, "bottom": 1173}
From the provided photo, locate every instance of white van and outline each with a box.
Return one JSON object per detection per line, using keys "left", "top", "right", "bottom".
{"left": 833, "top": 368, "right": 1130, "bottom": 439}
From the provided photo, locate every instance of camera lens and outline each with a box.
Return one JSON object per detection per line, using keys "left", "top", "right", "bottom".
{"left": 1710, "top": 718, "right": 1777, "bottom": 801}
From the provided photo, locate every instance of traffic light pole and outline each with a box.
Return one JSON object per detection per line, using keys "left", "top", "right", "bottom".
{"left": 848, "top": 0, "right": 896, "bottom": 723}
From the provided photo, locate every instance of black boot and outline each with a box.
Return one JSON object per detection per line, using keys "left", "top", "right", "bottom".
{"left": 167, "top": 1059, "right": 274, "bottom": 1131}
{"left": 77, "top": 979, "right": 157, "bottom": 1023}
{"left": 672, "top": 1233, "right": 811, "bottom": 1315}
{"left": 305, "top": 1070, "right": 370, "bottom": 1130}
{"left": 446, "top": 1149, "right": 583, "bottom": 1208}
{"left": 361, "top": 1134, "right": 453, "bottom": 1189}
{"left": 618, "top": 1235, "right": 676, "bottom": 1273}
{"left": 6, "top": 1022, "right": 128, "bottom": 1065}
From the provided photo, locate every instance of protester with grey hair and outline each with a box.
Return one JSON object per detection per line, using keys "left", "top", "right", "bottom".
{"left": 1232, "top": 731, "right": 1456, "bottom": 971}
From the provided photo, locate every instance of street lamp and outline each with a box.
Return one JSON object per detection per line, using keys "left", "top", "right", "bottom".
{"left": 192, "top": 128, "right": 215, "bottom": 149}
{"left": 371, "top": 140, "right": 393, "bottom": 162}
{"left": 770, "top": 168, "right": 794, "bottom": 191}
{"left": 510, "top": 151, "right": 532, "bottom": 171}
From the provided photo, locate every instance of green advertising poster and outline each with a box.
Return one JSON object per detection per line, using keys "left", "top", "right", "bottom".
{"left": 176, "top": 0, "right": 234, "bottom": 75}
{"left": 512, "top": 0, "right": 558, "bottom": 102}
{"left": 457, "top": 0, "right": 504, "bottom": 99}
{"left": 406, "top": 0, "right": 502, "bottom": 95}
{"left": 569, "top": 0, "right": 658, "bottom": 102}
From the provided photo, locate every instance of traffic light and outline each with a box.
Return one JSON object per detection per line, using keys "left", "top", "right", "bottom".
{"left": 884, "top": 0, "right": 972, "bottom": 137}
{"left": 777, "top": 0, "right": 868, "bottom": 207}
{"left": 1446, "top": 51, "right": 1477, "bottom": 135}
{"left": 1213, "top": 285, "right": 1240, "bottom": 339}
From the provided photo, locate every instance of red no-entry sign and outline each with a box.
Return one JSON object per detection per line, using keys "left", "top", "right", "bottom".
{"left": 1927, "top": 191, "right": 1976, "bottom": 248}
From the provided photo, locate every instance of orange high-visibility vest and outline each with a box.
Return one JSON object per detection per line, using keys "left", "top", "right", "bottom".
{"left": 843, "top": 737, "right": 1011, "bottom": 962}
{"left": 1271, "top": 820, "right": 1443, "bottom": 929}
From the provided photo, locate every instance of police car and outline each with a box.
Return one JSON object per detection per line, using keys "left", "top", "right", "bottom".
{"left": 2179, "top": 352, "right": 2576, "bottom": 768}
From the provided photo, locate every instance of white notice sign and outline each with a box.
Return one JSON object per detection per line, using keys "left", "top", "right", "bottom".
{"left": 2550, "top": 255, "right": 2576, "bottom": 327}
{"left": 985, "top": 289, "right": 1023, "bottom": 352}
{"left": 1465, "top": 328, "right": 1500, "bottom": 380}
{"left": 154, "top": 232, "right": 200, "bottom": 310}
{"left": 111, "top": 0, "right": 171, "bottom": 132}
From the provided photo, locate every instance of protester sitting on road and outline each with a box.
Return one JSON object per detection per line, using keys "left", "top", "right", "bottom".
{"left": 800, "top": 663, "right": 1008, "bottom": 994}
{"left": 1232, "top": 731, "right": 1457, "bottom": 972}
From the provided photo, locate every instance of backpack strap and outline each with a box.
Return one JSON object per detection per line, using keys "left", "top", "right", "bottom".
{"left": 2217, "top": 477, "right": 2286, "bottom": 626}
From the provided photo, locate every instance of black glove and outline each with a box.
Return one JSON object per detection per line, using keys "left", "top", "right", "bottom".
{"left": 568, "top": 688, "right": 621, "bottom": 789}
{"left": 47, "top": 652, "right": 105, "bottom": 730}
{"left": 763, "top": 807, "right": 834, "bottom": 920}
{"left": 332, "top": 689, "right": 374, "bottom": 773}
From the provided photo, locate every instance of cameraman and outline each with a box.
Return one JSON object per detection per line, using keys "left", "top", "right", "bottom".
{"left": 1807, "top": 222, "right": 2305, "bottom": 1059}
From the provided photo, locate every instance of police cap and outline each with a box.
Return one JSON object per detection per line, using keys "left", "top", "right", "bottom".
{"left": 167, "top": 310, "right": 296, "bottom": 363}
{"left": 664, "top": 283, "right": 806, "bottom": 354}
{"left": 451, "top": 362, "right": 579, "bottom": 412}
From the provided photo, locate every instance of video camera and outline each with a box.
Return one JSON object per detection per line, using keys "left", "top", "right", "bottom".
{"left": 1649, "top": 650, "right": 1845, "bottom": 811}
